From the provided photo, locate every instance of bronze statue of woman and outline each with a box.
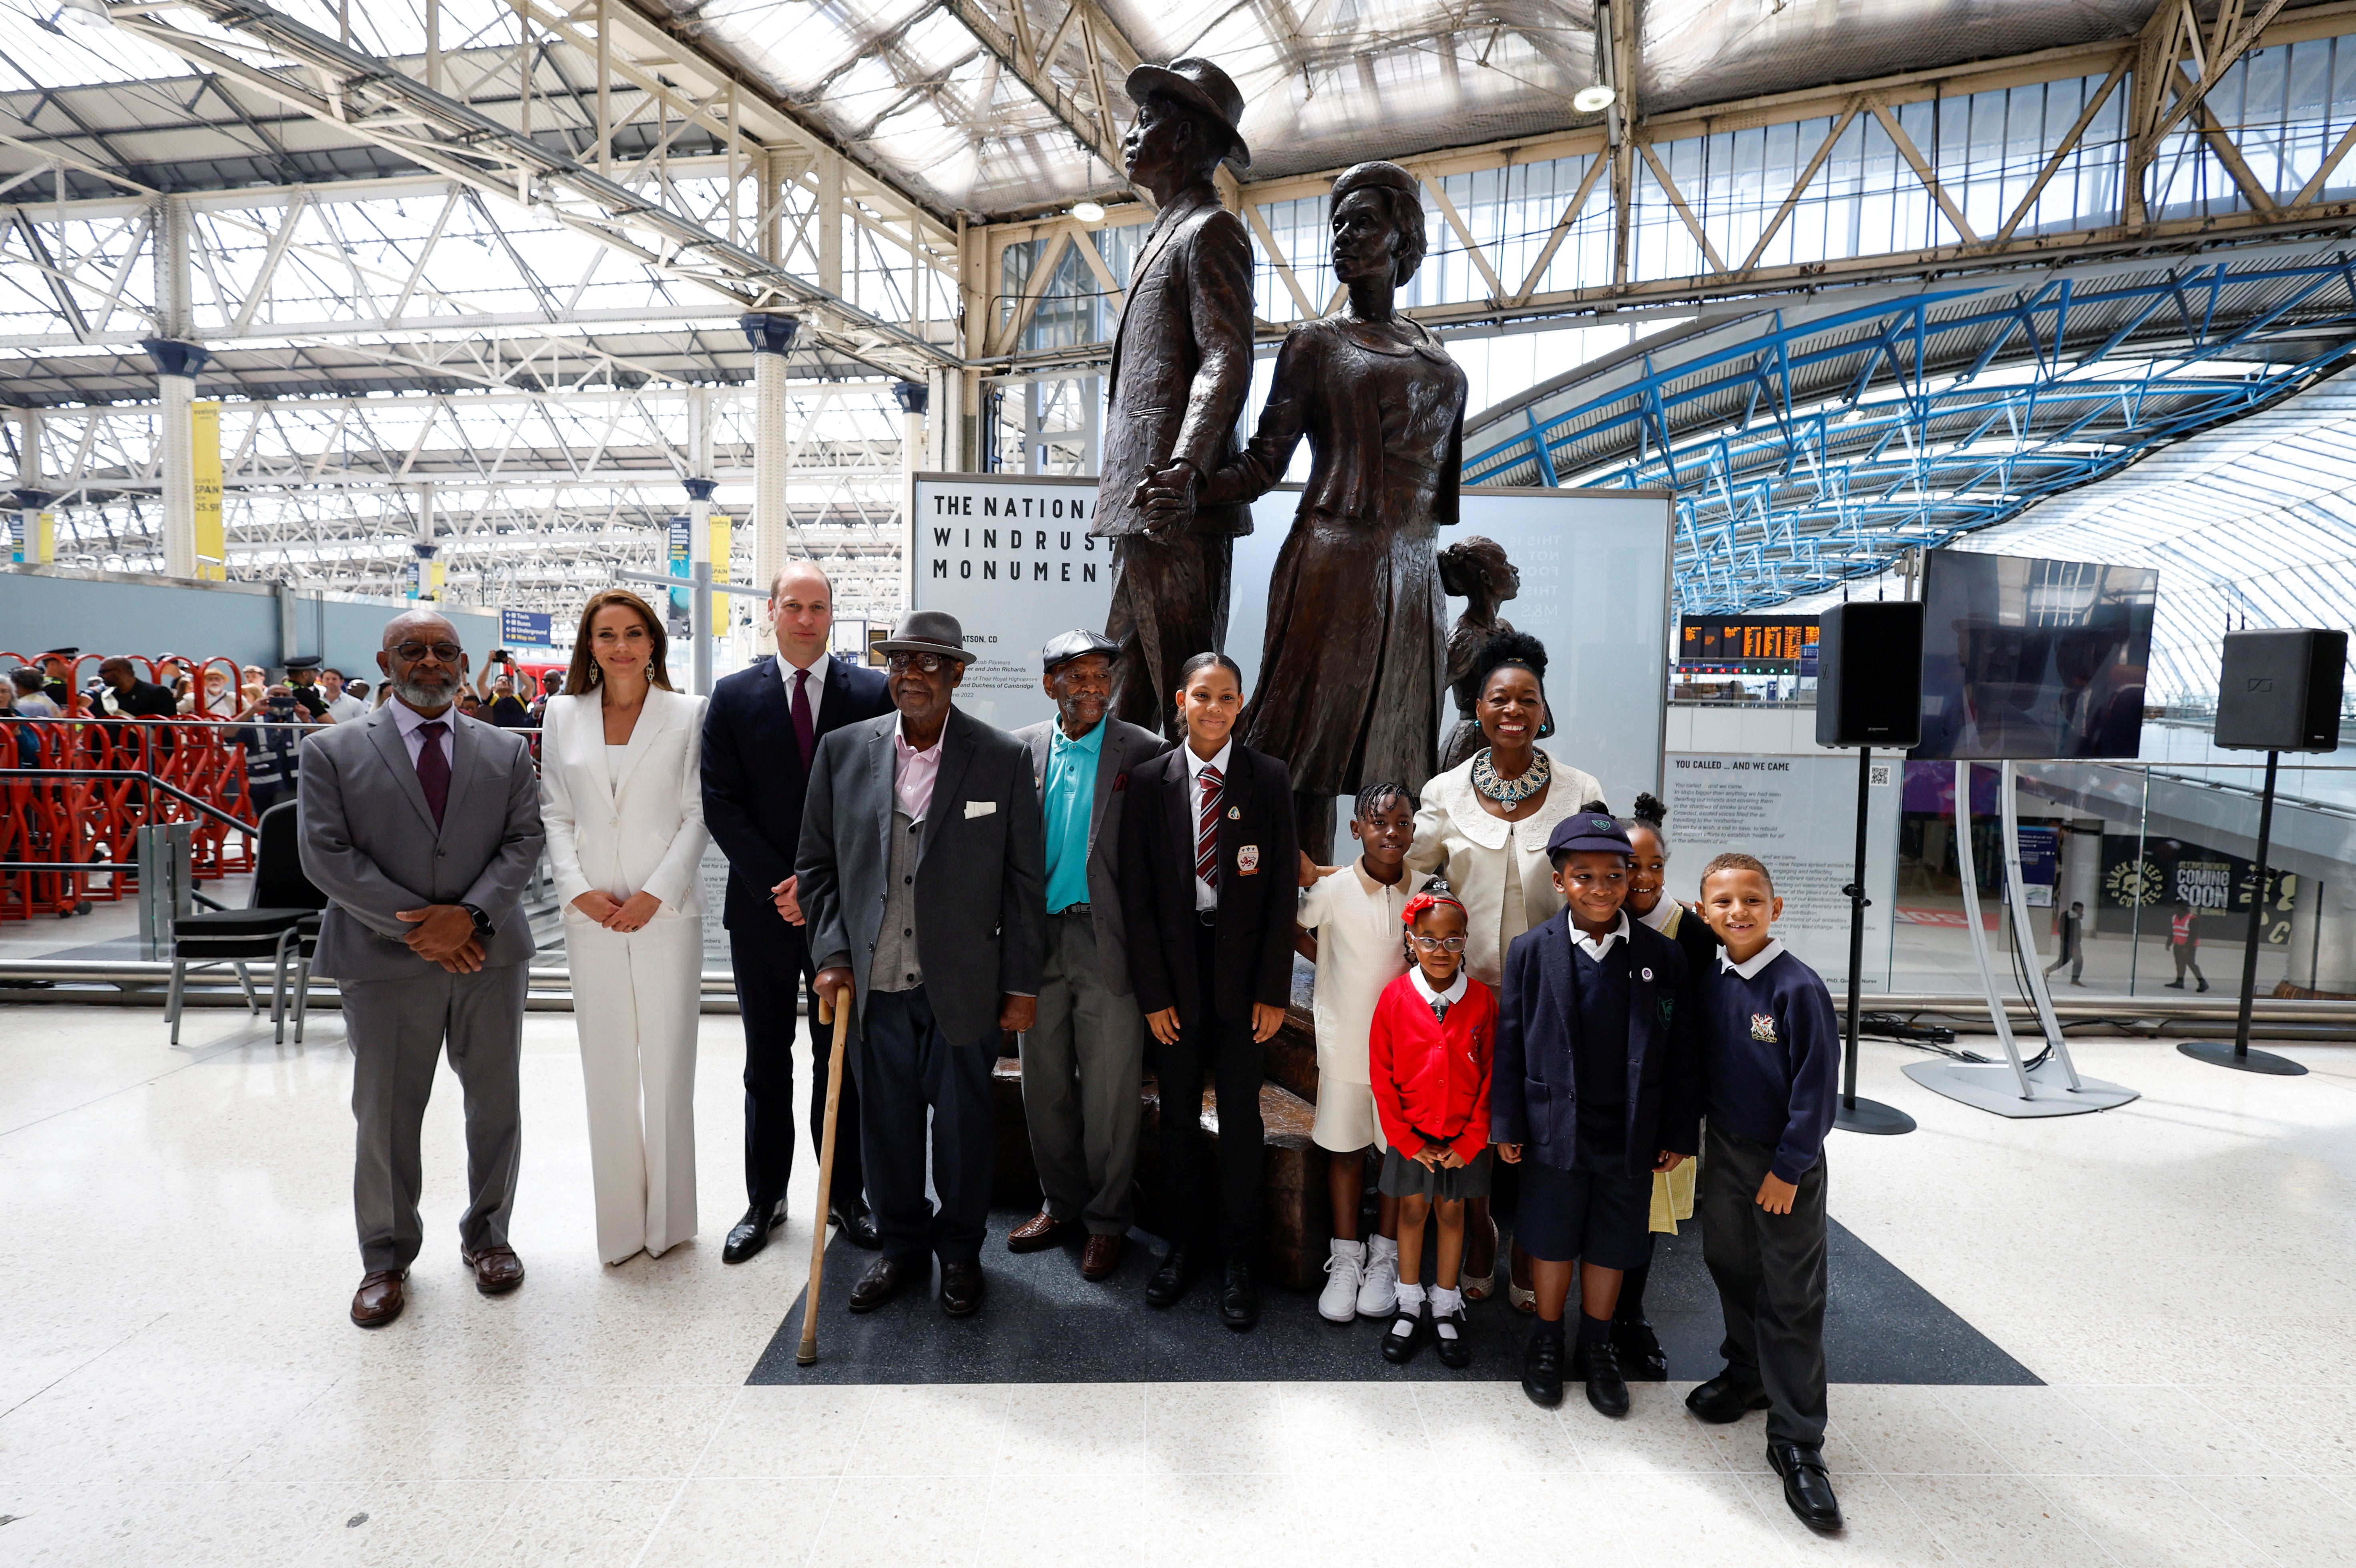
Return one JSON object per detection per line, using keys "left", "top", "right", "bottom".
{"left": 1147, "top": 160, "right": 1467, "bottom": 855}
{"left": 1436, "top": 535, "right": 1521, "bottom": 772}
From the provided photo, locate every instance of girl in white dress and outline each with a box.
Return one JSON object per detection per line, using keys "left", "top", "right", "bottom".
{"left": 540, "top": 590, "right": 710, "bottom": 1264}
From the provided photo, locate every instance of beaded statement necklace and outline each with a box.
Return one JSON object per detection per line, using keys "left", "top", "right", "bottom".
{"left": 1470, "top": 746, "right": 1549, "bottom": 805}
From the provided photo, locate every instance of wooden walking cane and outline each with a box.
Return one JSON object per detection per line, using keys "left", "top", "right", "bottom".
{"left": 796, "top": 988, "right": 854, "bottom": 1367}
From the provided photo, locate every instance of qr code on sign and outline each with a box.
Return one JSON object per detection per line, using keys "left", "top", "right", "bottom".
{"left": 1869, "top": 764, "right": 1893, "bottom": 787}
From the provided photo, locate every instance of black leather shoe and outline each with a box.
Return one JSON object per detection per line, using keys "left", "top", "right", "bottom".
{"left": 1685, "top": 1369, "right": 1772, "bottom": 1423}
{"left": 1145, "top": 1246, "right": 1194, "bottom": 1307}
{"left": 847, "top": 1254, "right": 914, "bottom": 1313}
{"left": 1576, "top": 1338, "right": 1631, "bottom": 1417}
{"left": 831, "top": 1195, "right": 883, "bottom": 1251}
{"left": 1521, "top": 1334, "right": 1566, "bottom": 1407}
{"left": 939, "top": 1260, "right": 984, "bottom": 1318}
{"left": 1612, "top": 1318, "right": 1668, "bottom": 1381}
{"left": 722, "top": 1203, "right": 784, "bottom": 1265}
{"left": 1218, "top": 1261, "right": 1260, "bottom": 1331}
{"left": 1768, "top": 1443, "right": 1843, "bottom": 1532}
{"left": 1381, "top": 1300, "right": 1427, "bottom": 1365}
{"left": 1433, "top": 1302, "right": 1473, "bottom": 1370}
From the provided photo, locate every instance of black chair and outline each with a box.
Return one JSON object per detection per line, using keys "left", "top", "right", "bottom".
{"left": 166, "top": 801, "right": 329, "bottom": 1045}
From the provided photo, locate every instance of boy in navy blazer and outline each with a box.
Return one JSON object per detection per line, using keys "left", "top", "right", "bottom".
{"left": 701, "top": 563, "right": 893, "bottom": 1264}
{"left": 1492, "top": 813, "right": 1700, "bottom": 1414}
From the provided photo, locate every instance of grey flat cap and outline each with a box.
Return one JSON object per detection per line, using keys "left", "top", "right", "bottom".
{"left": 1042, "top": 628, "right": 1120, "bottom": 672}
{"left": 877, "top": 609, "right": 972, "bottom": 664}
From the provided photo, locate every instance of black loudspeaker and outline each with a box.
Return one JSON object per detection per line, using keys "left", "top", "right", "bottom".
{"left": 2215, "top": 628, "right": 2347, "bottom": 753}
{"left": 1815, "top": 600, "right": 1925, "bottom": 749}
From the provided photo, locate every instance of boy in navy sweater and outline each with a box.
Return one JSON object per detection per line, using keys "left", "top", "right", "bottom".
{"left": 1688, "top": 852, "right": 1843, "bottom": 1534}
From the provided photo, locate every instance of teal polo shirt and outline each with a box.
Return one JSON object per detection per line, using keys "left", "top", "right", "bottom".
{"left": 1041, "top": 720, "right": 1103, "bottom": 913}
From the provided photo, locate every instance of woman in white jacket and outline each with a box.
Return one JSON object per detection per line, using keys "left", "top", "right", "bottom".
{"left": 540, "top": 589, "right": 710, "bottom": 1264}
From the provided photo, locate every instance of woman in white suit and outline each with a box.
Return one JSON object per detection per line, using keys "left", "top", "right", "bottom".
{"left": 541, "top": 589, "right": 710, "bottom": 1264}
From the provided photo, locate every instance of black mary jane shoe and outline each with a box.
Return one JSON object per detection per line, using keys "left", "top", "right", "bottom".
{"left": 1576, "top": 1337, "right": 1631, "bottom": 1417}
{"left": 1685, "top": 1369, "right": 1772, "bottom": 1424}
{"left": 1768, "top": 1442, "right": 1844, "bottom": 1532}
{"left": 721, "top": 1203, "right": 783, "bottom": 1265}
{"left": 1145, "top": 1245, "right": 1195, "bottom": 1307}
{"left": 1381, "top": 1300, "right": 1428, "bottom": 1365}
{"left": 1520, "top": 1334, "right": 1566, "bottom": 1407}
{"left": 1611, "top": 1317, "right": 1668, "bottom": 1381}
{"left": 1432, "top": 1302, "right": 1473, "bottom": 1370}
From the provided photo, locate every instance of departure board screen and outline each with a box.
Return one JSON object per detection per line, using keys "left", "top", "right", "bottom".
{"left": 1677, "top": 616, "right": 1818, "bottom": 671}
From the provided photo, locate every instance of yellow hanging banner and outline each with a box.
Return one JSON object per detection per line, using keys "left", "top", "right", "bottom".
{"left": 708, "top": 515, "right": 732, "bottom": 627}
{"left": 192, "top": 400, "right": 225, "bottom": 579}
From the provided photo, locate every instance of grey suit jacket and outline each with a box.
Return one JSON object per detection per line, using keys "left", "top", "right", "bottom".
{"left": 298, "top": 703, "right": 547, "bottom": 982}
{"left": 796, "top": 705, "right": 1046, "bottom": 1044}
{"left": 1012, "top": 714, "right": 1167, "bottom": 998}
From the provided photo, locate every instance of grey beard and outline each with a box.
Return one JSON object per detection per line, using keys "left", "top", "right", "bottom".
{"left": 391, "top": 673, "right": 459, "bottom": 708}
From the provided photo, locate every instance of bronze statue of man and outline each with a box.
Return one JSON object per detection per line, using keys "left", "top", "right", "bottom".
{"left": 1092, "top": 57, "right": 1256, "bottom": 739}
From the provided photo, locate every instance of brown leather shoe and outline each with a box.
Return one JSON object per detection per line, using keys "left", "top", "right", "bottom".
{"left": 460, "top": 1245, "right": 526, "bottom": 1295}
{"left": 1005, "top": 1211, "right": 1071, "bottom": 1253}
{"left": 848, "top": 1254, "right": 913, "bottom": 1313}
{"left": 939, "top": 1260, "right": 985, "bottom": 1317}
{"left": 1080, "top": 1233, "right": 1123, "bottom": 1280}
{"left": 351, "top": 1270, "right": 406, "bottom": 1327}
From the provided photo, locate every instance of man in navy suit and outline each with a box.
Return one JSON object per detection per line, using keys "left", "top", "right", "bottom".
{"left": 702, "top": 561, "right": 894, "bottom": 1263}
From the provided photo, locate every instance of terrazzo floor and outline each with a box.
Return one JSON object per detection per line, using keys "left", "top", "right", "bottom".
{"left": 3, "top": 1002, "right": 2354, "bottom": 1566}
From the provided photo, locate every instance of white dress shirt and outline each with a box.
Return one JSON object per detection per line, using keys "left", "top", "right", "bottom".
{"left": 894, "top": 714, "right": 944, "bottom": 822}
{"left": 778, "top": 652, "right": 828, "bottom": 726}
{"left": 1719, "top": 938, "right": 1787, "bottom": 980}
{"left": 1183, "top": 739, "right": 1232, "bottom": 912}
{"left": 1570, "top": 911, "right": 1631, "bottom": 963}
{"left": 388, "top": 695, "right": 456, "bottom": 767}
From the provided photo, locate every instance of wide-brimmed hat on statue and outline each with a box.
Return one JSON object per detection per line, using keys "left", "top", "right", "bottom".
{"left": 1124, "top": 56, "right": 1250, "bottom": 170}
{"left": 878, "top": 610, "right": 972, "bottom": 665}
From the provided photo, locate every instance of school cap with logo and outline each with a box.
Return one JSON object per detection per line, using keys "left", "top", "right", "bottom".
{"left": 1546, "top": 813, "right": 1634, "bottom": 857}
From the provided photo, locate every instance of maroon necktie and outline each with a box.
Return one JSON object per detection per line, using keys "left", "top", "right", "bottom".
{"left": 791, "top": 666, "right": 816, "bottom": 771}
{"left": 1195, "top": 765, "right": 1223, "bottom": 891}
{"left": 416, "top": 719, "right": 450, "bottom": 826}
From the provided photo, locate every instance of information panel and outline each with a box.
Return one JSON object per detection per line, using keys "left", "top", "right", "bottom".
{"left": 1662, "top": 751, "right": 1899, "bottom": 987}
{"left": 911, "top": 474, "right": 1673, "bottom": 811}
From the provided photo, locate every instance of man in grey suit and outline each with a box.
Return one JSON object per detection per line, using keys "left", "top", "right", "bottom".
{"left": 799, "top": 609, "right": 1046, "bottom": 1319}
{"left": 300, "top": 609, "right": 546, "bottom": 1328}
{"left": 1005, "top": 630, "right": 1168, "bottom": 1281}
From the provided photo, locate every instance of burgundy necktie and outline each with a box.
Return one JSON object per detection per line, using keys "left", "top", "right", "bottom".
{"left": 791, "top": 667, "right": 816, "bottom": 770}
{"left": 416, "top": 719, "right": 450, "bottom": 826}
{"left": 1195, "top": 764, "right": 1223, "bottom": 891}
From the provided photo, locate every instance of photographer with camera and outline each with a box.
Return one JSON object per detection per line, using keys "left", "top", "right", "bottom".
{"left": 474, "top": 648, "right": 535, "bottom": 730}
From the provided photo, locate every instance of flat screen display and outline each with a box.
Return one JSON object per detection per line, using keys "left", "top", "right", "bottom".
{"left": 1913, "top": 551, "right": 2157, "bottom": 761}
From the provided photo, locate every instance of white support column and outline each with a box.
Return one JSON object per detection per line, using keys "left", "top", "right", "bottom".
{"left": 684, "top": 385, "right": 715, "bottom": 695}
{"left": 740, "top": 313, "right": 800, "bottom": 651}
{"left": 409, "top": 481, "right": 438, "bottom": 600}
{"left": 147, "top": 195, "right": 207, "bottom": 580}
{"left": 10, "top": 408, "right": 46, "bottom": 564}
{"left": 892, "top": 380, "right": 928, "bottom": 612}
{"left": 818, "top": 155, "right": 844, "bottom": 296}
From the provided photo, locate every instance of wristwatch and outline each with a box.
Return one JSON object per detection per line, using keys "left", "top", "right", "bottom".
{"left": 459, "top": 903, "right": 495, "bottom": 938}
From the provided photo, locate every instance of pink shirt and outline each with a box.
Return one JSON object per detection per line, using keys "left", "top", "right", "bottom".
{"left": 893, "top": 717, "right": 943, "bottom": 821}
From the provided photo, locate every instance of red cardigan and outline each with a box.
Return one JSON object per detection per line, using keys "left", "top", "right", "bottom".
{"left": 1369, "top": 972, "right": 1496, "bottom": 1162}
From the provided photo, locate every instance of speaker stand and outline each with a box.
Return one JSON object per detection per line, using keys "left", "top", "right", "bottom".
{"left": 1835, "top": 746, "right": 1913, "bottom": 1136}
{"left": 2179, "top": 749, "right": 2310, "bottom": 1077}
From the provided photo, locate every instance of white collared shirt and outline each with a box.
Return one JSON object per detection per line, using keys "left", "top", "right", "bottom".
{"left": 1183, "top": 739, "right": 1233, "bottom": 912}
{"left": 1408, "top": 965, "right": 1469, "bottom": 1016}
{"left": 1719, "top": 938, "right": 1787, "bottom": 980}
{"left": 1637, "top": 898, "right": 1680, "bottom": 936}
{"left": 1569, "top": 911, "right": 1631, "bottom": 963}
{"left": 778, "top": 652, "right": 827, "bottom": 726}
{"left": 389, "top": 695, "right": 456, "bottom": 767}
{"left": 893, "top": 713, "right": 944, "bottom": 822}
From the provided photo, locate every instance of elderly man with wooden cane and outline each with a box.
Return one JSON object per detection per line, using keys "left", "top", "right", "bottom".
{"left": 796, "top": 610, "right": 1046, "bottom": 1320}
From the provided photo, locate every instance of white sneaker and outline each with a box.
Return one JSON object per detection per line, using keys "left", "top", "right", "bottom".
{"left": 1358, "top": 1235, "right": 1400, "bottom": 1318}
{"left": 1319, "top": 1238, "right": 1366, "bottom": 1323}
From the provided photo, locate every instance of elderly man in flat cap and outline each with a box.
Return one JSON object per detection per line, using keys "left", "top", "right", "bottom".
{"left": 1005, "top": 631, "right": 1170, "bottom": 1280}
{"left": 798, "top": 610, "right": 1045, "bottom": 1318}
{"left": 1093, "top": 56, "right": 1256, "bottom": 741}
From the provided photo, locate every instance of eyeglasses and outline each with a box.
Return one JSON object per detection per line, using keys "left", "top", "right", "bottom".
{"left": 392, "top": 641, "right": 464, "bottom": 663}
{"left": 885, "top": 652, "right": 948, "bottom": 674}
{"left": 1408, "top": 934, "right": 1467, "bottom": 952}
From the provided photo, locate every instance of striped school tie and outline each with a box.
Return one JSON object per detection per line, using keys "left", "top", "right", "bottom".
{"left": 1195, "top": 764, "right": 1223, "bottom": 891}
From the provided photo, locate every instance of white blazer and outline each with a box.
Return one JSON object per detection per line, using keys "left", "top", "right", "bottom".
{"left": 1404, "top": 744, "right": 1608, "bottom": 988}
{"left": 540, "top": 687, "right": 710, "bottom": 918}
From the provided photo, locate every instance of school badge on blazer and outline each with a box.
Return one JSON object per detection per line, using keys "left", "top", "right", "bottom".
{"left": 1751, "top": 1012, "right": 1779, "bottom": 1042}
{"left": 1236, "top": 845, "right": 1260, "bottom": 875}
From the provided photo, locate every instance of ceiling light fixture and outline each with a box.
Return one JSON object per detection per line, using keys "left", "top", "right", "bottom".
{"left": 1071, "top": 200, "right": 1106, "bottom": 223}
{"left": 1573, "top": 84, "right": 1616, "bottom": 114}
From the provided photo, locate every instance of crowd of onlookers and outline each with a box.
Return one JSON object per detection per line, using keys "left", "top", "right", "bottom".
{"left": 1, "top": 644, "right": 569, "bottom": 811}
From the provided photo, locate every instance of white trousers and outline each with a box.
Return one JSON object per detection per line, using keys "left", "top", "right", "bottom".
{"left": 565, "top": 914, "right": 703, "bottom": 1263}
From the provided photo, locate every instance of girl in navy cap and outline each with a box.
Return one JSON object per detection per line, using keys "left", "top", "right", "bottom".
{"left": 1492, "top": 812, "right": 1701, "bottom": 1413}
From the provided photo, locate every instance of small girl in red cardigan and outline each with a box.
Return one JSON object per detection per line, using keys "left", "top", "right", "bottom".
{"left": 1370, "top": 890, "right": 1497, "bottom": 1367}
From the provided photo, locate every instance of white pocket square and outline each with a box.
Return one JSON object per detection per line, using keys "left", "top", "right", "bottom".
{"left": 963, "top": 799, "right": 996, "bottom": 819}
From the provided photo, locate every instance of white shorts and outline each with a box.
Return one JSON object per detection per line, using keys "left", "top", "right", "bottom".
{"left": 1311, "top": 1078, "right": 1388, "bottom": 1154}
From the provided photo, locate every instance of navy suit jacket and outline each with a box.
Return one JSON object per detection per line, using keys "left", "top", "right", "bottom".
{"left": 1490, "top": 910, "right": 1703, "bottom": 1176}
{"left": 701, "top": 653, "right": 892, "bottom": 935}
